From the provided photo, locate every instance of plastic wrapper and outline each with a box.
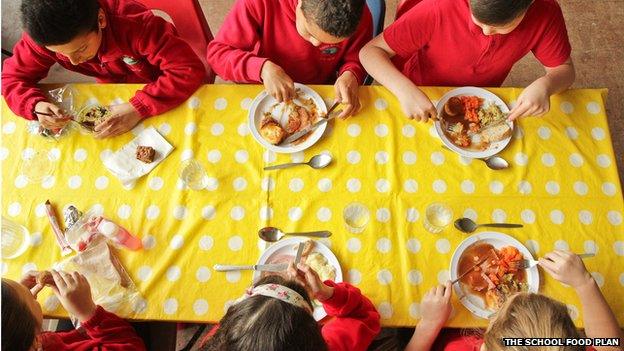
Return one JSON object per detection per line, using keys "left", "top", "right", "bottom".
{"left": 65, "top": 209, "right": 142, "bottom": 252}
{"left": 55, "top": 235, "right": 143, "bottom": 317}
{"left": 28, "top": 84, "right": 112, "bottom": 138}
{"left": 63, "top": 205, "right": 83, "bottom": 232}
{"left": 28, "top": 85, "right": 76, "bottom": 140}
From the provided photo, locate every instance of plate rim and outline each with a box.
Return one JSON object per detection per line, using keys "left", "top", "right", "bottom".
{"left": 248, "top": 83, "right": 328, "bottom": 154}
{"left": 254, "top": 237, "right": 343, "bottom": 321}
{"left": 449, "top": 231, "right": 539, "bottom": 319}
{"left": 434, "top": 86, "right": 513, "bottom": 159}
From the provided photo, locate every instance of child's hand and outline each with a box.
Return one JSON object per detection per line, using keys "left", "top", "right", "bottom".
{"left": 288, "top": 262, "right": 334, "bottom": 302}
{"left": 420, "top": 281, "right": 452, "bottom": 329}
{"left": 34, "top": 101, "right": 71, "bottom": 130}
{"left": 50, "top": 270, "right": 97, "bottom": 323}
{"left": 539, "top": 250, "right": 593, "bottom": 289}
{"left": 334, "top": 71, "right": 361, "bottom": 119}
{"left": 507, "top": 82, "right": 550, "bottom": 121}
{"left": 397, "top": 88, "right": 436, "bottom": 122}
{"left": 261, "top": 61, "right": 295, "bottom": 102}
{"left": 20, "top": 270, "right": 44, "bottom": 297}
{"left": 94, "top": 103, "right": 141, "bottom": 138}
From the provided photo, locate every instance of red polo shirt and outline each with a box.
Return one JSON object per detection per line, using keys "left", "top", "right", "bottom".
{"left": 206, "top": 0, "right": 373, "bottom": 85}
{"left": 383, "top": 0, "right": 572, "bottom": 87}
{"left": 2, "top": 0, "right": 204, "bottom": 120}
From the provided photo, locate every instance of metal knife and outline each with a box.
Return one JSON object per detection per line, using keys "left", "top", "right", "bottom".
{"left": 294, "top": 242, "right": 304, "bottom": 265}
{"left": 213, "top": 263, "right": 288, "bottom": 272}
{"left": 280, "top": 101, "right": 340, "bottom": 145}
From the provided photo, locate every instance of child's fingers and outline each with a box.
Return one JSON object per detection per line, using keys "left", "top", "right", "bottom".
{"left": 334, "top": 84, "right": 343, "bottom": 104}
{"left": 48, "top": 104, "right": 66, "bottom": 119}
{"left": 59, "top": 271, "right": 76, "bottom": 286}
{"left": 96, "top": 120, "right": 123, "bottom": 138}
{"left": 436, "top": 284, "right": 444, "bottom": 296}
{"left": 543, "top": 251, "right": 561, "bottom": 263}
{"left": 93, "top": 116, "right": 114, "bottom": 132}
{"left": 30, "top": 284, "right": 44, "bottom": 298}
{"left": 51, "top": 270, "right": 67, "bottom": 290}
{"left": 338, "top": 104, "right": 354, "bottom": 119}
{"left": 298, "top": 263, "right": 321, "bottom": 284}
{"left": 72, "top": 271, "right": 83, "bottom": 284}
{"left": 553, "top": 250, "right": 570, "bottom": 258}
{"left": 508, "top": 101, "right": 529, "bottom": 121}
{"left": 444, "top": 281, "right": 452, "bottom": 299}
{"left": 426, "top": 109, "right": 437, "bottom": 122}
{"left": 538, "top": 257, "right": 558, "bottom": 272}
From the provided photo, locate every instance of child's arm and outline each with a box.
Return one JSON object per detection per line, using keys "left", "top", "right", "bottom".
{"left": 359, "top": 35, "right": 435, "bottom": 122}
{"left": 129, "top": 16, "right": 205, "bottom": 118}
{"left": 539, "top": 250, "right": 623, "bottom": 351}
{"left": 507, "top": 58, "right": 575, "bottom": 121}
{"left": 332, "top": 9, "right": 373, "bottom": 119}
{"left": 1, "top": 34, "right": 66, "bottom": 123}
{"left": 49, "top": 271, "right": 146, "bottom": 350}
{"left": 508, "top": 2, "right": 574, "bottom": 121}
{"left": 92, "top": 15, "right": 205, "bottom": 139}
{"left": 206, "top": 0, "right": 267, "bottom": 84}
{"left": 206, "top": 0, "right": 295, "bottom": 101}
{"left": 320, "top": 281, "right": 381, "bottom": 351}
{"left": 405, "top": 282, "right": 453, "bottom": 351}
{"left": 292, "top": 263, "right": 380, "bottom": 351}
{"left": 80, "top": 306, "right": 147, "bottom": 350}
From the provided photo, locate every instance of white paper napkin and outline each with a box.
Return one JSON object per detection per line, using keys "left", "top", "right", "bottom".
{"left": 102, "top": 127, "right": 174, "bottom": 186}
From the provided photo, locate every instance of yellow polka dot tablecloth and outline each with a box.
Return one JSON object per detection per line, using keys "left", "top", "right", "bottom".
{"left": 1, "top": 84, "right": 623, "bottom": 328}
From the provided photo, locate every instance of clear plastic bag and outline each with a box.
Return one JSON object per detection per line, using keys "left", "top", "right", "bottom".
{"left": 28, "top": 85, "right": 76, "bottom": 140}
{"left": 64, "top": 209, "right": 143, "bottom": 252}
{"left": 55, "top": 235, "right": 144, "bottom": 317}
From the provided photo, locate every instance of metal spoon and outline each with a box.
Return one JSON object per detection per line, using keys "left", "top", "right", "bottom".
{"left": 454, "top": 218, "right": 523, "bottom": 233}
{"left": 483, "top": 156, "right": 509, "bottom": 170}
{"left": 258, "top": 227, "right": 332, "bottom": 242}
{"left": 264, "top": 154, "right": 332, "bottom": 171}
{"left": 440, "top": 145, "right": 509, "bottom": 170}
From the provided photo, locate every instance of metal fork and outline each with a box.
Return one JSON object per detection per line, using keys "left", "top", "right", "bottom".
{"left": 514, "top": 252, "right": 596, "bottom": 270}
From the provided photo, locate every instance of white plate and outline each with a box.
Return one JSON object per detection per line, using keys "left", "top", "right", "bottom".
{"left": 449, "top": 231, "right": 539, "bottom": 319}
{"left": 254, "top": 237, "right": 342, "bottom": 321}
{"left": 435, "top": 87, "right": 513, "bottom": 159}
{"left": 248, "top": 83, "right": 328, "bottom": 154}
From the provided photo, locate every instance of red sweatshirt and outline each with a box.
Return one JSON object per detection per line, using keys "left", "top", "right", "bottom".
{"left": 39, "top": 306, "right": 146, "bottom": 351}
{"left": 321, "top": 281, "right": 381, "bottom": 351}
{"left": 1, "top": 0, "right": 204, "bottom": 120}
{"left": 206, "top": 0, "right": 372, "bottom": 85}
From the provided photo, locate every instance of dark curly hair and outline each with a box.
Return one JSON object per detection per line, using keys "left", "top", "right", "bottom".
{"left": 20, "top": 0, "right": 100, "bottom": 46}
{"left": 470, "top": 0, "right": 533, "bottom": 26}
{"left": 301, "top": 0, "right": 366, "bottom": 38}
{"left": 2, "top": 279, "right": 38, "bottom": 351}
{"left": 201, "top": 275, "right": 327, "bottom": 351}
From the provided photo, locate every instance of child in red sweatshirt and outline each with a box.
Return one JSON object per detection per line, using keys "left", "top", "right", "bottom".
{"left": 404, "top": 251, "right": 622, "bottom": 351}
{"left": 1, "top": 270, "right": 146, "bottom": 351}
{"left": 199, "top": 263, "right": 381, "bottom": 351}
{"left": 360, "top": 0, "right": 575, "bottom": 122}
{"left": 2, "top": 0, "right": 204, "bottom": 138}
{"left": 207, "top": 0, "right": 373, "bottom": 119}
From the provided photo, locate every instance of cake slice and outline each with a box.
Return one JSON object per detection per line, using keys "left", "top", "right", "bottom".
{"left": 136, "top": 145, "right": 156, "bottom": 163}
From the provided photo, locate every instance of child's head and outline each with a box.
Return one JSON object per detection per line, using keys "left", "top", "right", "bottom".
{"left": 20, "top": 0, "right": 105, "bottom": 64}
{"left": 469, "top": 0, "right": 533, "bottom": 35}
{"left": 296, "top": 0, "right": 366, "bottom": 46}
{"left": 1, "top": 279, "right": 44, "bottom": 351}
{"left": 484, "top": 292, "right": 582, "bottom": 351}
{"left": 203, "top": 274, "right": 327, "bottom": 351}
